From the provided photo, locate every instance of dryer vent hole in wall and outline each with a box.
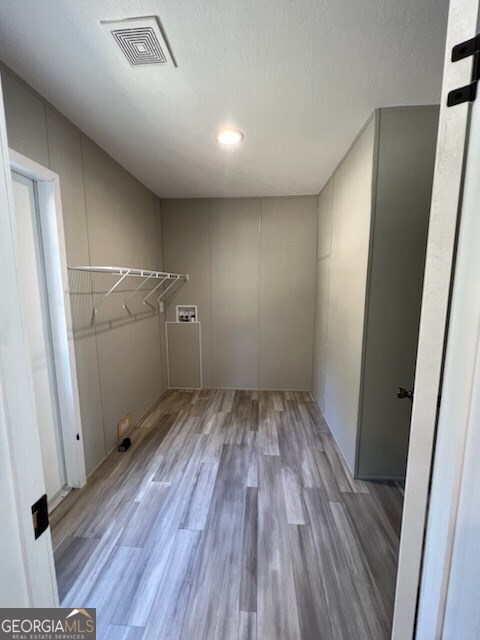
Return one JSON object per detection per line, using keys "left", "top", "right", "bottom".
{"left": 118, "top": 438, "right": 131, "bottom": 452}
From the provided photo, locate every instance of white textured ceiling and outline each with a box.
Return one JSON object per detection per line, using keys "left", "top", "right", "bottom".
{"left": 0, "top": 0, "right": 449, "bottom": 197}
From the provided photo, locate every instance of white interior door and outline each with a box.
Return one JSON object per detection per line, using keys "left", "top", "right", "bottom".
{"left": 391, "top": 0, "right": 479, "bottom": 636}
{"left": 11, "top": 170, "right": 66, "bottom": 503}
{"left": 416, "top": 15, "right": 480, "bottom": 635}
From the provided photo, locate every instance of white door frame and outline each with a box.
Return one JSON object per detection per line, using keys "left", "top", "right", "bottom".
{"left": 9, "top": 148, "right": 87, "bottom": 491}
{"left": 416, "top": 10, "right": 480, "bottom": 636}
{"left": 392, "top": 0, "right": 480, "bottom": 637}
{"left": 0, "top": 77, "right": 58, "bottom": 606}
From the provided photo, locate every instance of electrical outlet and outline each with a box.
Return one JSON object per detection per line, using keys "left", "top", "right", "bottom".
{"left": 117, "top": 414, "right": 132, "bottom": 440}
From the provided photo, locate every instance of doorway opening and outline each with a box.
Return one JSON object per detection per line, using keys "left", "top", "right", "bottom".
{"left": 9, "top": 149, "right": 86, "bottom": 511}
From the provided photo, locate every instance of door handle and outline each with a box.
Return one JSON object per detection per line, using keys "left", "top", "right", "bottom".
{"left": 397, "top": 387, "right": 414, "bottom": 401}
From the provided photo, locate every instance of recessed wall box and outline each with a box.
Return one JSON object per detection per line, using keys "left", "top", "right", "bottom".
{"left": 176, "top": 305, "right": 198, "bottom": 322}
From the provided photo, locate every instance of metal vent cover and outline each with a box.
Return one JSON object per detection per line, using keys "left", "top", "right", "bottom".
{"left": 101, "top": 17, "right": 175, "bottom": 67}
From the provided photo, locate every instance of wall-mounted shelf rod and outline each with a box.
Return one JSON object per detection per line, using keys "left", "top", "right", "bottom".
{"left": 68, "top": 265, "right": 188, "bottom": 280}
{"left": 67, "top": 265, "right": 189, "bottom": 323}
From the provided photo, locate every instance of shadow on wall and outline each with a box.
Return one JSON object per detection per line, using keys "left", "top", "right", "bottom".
{"left": 68, "top": 270, "right": 185, "bottom": 337}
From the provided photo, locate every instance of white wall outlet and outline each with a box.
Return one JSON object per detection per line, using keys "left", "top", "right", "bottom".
{"left": 117, "top": 414, "right": 132, "bottom": 440}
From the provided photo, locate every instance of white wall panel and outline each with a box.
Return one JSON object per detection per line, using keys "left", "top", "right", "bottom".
{"left": 166, "top": 322, "right": 202, "bottom": 389}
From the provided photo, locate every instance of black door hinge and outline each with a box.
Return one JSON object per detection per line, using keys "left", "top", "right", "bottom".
{"left": 32, "top": 494, "right": 49, "bottom": 540}
{"left": 447, "top": 34, "right": 480, "bottom": 106}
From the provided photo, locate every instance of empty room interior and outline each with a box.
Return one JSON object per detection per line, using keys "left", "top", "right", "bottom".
{"left": 2, "top": 0, "right": 480, "bottom": 639}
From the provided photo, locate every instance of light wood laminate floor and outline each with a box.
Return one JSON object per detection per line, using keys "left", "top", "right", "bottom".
{"left": 51, "top": 389, "right": 403, "bottom": 640}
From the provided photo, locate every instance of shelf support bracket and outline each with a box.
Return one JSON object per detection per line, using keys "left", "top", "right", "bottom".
{"left": 92, "top": 269, "right": 131, "bottom": 324}
{"left": 123, "top": 273, "right": 155, "bottom": 316}
{"left": 158, "top": 274, "right": 181, "bottom": 304}
{"left": 142, "top": 275, "right": 169, "bottom": 309}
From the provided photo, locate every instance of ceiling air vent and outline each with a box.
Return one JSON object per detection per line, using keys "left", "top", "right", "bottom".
{"left": 101, "top": 17, "right": 176, "bottom": 67}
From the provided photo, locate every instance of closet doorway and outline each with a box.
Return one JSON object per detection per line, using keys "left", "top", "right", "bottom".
{"left": 12, "top": 170, "right": 66, "bottom": 503}
{"left": 10, "top": 149, "right": 86, "bottom": 510}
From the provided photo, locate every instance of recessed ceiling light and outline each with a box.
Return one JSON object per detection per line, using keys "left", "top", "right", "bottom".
{"left": 216, "top": 129, "right": 244, "bottom": 145}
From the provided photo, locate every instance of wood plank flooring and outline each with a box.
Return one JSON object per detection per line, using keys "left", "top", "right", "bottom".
{"left": 51, "top": 389, "right": 403, "bottom": 640}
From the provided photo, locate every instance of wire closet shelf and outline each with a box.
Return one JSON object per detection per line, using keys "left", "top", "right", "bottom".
{"left": 67, "top": 265, "right": 189, "bottom": 323}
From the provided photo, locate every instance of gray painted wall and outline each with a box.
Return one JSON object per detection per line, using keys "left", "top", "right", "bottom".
{"left": 260, "top": 198, "right": 317, "bottom": 389}
{"left": 356, "top": 106, "right": 439, "bottom": 478}
{"left": 210, "top": 198, "right": 261, "bottom": 388}
{"left": 1, "top": 67, "right": 167, "bottom": 475}
{"left": 3, "top": 62, "right": 436, "bottom": 482}
{"left": 314, "top": 118, "right": 376, "bottom": 472}
{"left": 313, "top": 107, "right": 438, "bottom": 478}
{"left": 162, "top": 196, "right": 317, "bottom": 390}
{"left": 312, "top": 178, "right": 334, "bottom": 414}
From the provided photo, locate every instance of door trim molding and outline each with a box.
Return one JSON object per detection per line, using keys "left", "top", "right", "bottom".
{"left": 0, "top": 77, "right": 57, "bottom": 606}
{"left": 391, "top": 0, "right": 480, "bottom": 637}
{"left": 10, "top": 148, "right": 87, "bottom": 490}
{"left": 416, "top": 19, "right": 480, "bottom": 635}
